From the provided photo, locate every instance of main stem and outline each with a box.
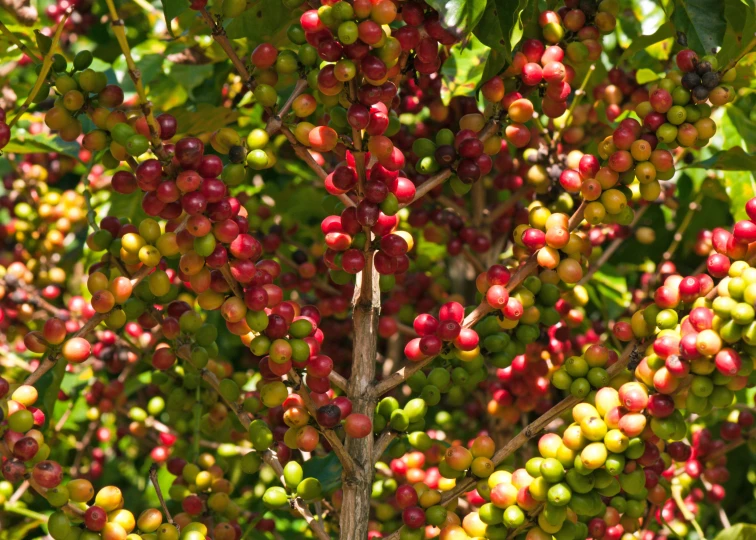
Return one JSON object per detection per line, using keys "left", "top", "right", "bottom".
{"left": 340, "top": 153, "right": 379, "bottom": 539}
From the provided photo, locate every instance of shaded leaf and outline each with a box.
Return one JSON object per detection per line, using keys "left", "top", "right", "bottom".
{"left": 226, "top": 0, "right": 291, "bottom": 42}
{"left": 171, "top": 103, "right": 240, "bottom": 135}
{"left": 3, "top": 129, "right": 80, "bottom": 156}
{"left": 161, "top": 0, "right": 190, "bottom": 23}
{"left": 718, "top": 0, "right": 756, "bottom": 68}
{"left": 474, "top": 0, "right": 533, "bottom": 77}
{"left": 672, "top": 0, "right": 726, "bottom": 54}
{"left": 427, "top": 0, "right": 486, "bottom": 38}
{"left": 301, "top": 453, "right": 342, "bottom": 495}
{"left": 99, "top": 189, "right": 149, "bottom": 226}
{"left": 684, "top": 147, "right": 756, "bottom": 170}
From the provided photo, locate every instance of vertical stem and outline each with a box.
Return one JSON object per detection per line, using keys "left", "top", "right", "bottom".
{"left": 340, "top": 155, "right": 380, "bottom": 539}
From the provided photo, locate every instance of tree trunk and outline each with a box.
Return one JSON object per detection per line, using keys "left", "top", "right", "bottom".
{"left": 340, "top": 253, "right": 380, "bottom": 540}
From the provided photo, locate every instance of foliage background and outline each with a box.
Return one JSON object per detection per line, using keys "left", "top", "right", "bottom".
{"left": 3, "top": 0, "right": 756, "bottom": 537}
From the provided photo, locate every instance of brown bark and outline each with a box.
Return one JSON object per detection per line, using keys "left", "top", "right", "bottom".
{"left": 340, "top": 251, "right": 380, "bottom": 539}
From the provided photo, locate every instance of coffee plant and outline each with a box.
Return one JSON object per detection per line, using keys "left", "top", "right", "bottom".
{"left": 2, "top": 0, "right": 756, "bottom": 538}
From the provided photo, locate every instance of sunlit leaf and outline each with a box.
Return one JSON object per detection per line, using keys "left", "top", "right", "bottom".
{"left": 713, "top": 524, "right": 756, "bottom": 540}
{"left": 426, "top": 0, "right": 487, "bottom": 39}
{"left": 618, "top": 21, "right": 675, "bottom": 65}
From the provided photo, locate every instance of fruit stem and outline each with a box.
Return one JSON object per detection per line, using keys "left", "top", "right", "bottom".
{"left": 578, "top": 203, "right": 650, "bottom": 285}
{"left": 198, "top": 8, "right": 256, "bottom": 94}
{"left": 3, "top": 502, "right": 49, "bottom": 522}
{"left": 266, "top": 78, "right": 309, "bottom": 135}
{"left": 552, "top": 63, "right": 596, "bottom": 147}
{"left": 7, "top": 6, "right": 73, "bottom": 128}
{"left": 103, "top": 0, "right": 167, "bottom": 159}
{"left": 0, "top": 21, "right": 41, "bottom": 64}
{"left": 149, "top": 464, "right": 175, "bottom": 525}
{"left": 671, "top": 484, "right": 706, "bottom": 540}
{"left": 721, "top": 33, "right": 756, "bottom": 74}
{"left": 662, "top": 192, "right": 703, "bottom": 262}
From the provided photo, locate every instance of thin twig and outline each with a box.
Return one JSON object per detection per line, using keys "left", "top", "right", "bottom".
{"left": 8, "top": 6, "right": 73, "bottom": 127}
{"left": 376, "top": 201, "right": 586, "bottom": 396}
{"left": 0, "top": 21, "right": 40, "bottom": 63}
{"left": 381, "top": 341, "right": 639, "bottom": 540}
{"left": 552, "top": 64, "right": 596, "bottom": 146}
{"left": 149, "top": 464, "right": 175, "bottom": 525}
{"left": 578, "top": 204, "right": 650, "bottom": 285}
{"left": 22, "top": 266, "right": 151, "bottom": 386}
{"left": 266, "top": 78, "right": 309, "bottom": 135}
{"left": 287, "top": 369, "right": 356, "bottom": 476}
{"left": 372, "top": 429, "right": 398, "bottom": 464}
{"left": 103, "top": 0, "right": 167, "bottom": 159}
{"left": 721, "top": 33, "right": 756, "bottom": 73}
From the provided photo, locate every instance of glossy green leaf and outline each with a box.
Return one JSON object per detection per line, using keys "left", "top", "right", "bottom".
{"left": 672, "top": 0, "right": 726, "bottom": 54}
{"left": 99, "top": 189, "right": 149, "bottom": 226}
{"left": 427, "top": 0, "right": 487, "bottom": 39}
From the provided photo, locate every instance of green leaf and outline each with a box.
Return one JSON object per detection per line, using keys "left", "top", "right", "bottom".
{"left": 473, "top": 0, "right": 534, "bottom": 80}
{"left": 716, "top": 101, "right": 756, "bottom": 221}
{"left": 635, "top": 68, "right": 662, "bottom": 84}
{"left": 589, "top": 265, "right": 631, "bottom": 320}
{"left": 426, "top": 0, "right": 486, "bottom": 39}
{"left": 99, "top": 189, "right": 149, "bottom": 226}
{"left": 170, "top": 103, "right": 240, "bottom": 135}
{"left": 3, "top": 129, "right": 80, "bottom": 156}
{"left": 43, "top": 361, "right": 67, "bottom": 417}
{"left": 618, "top": 21, "right": 675, "bottom": 65}
{"left": 226, "top": 0, "right": 291, "bottom": 42}
{"left": 442, "top": 36, "right": 488, "bottom": 99}
{"left": 301, "top": 453, "right": 342, "bottom": 495}
{"left": 684, "top": 147, "right": 756, "bottom": 170}
{"left": 672, "top": 0, "right": 726, "bottom": 55}
{"left": 718, "top": 0, "right": 756, "bottom": 68}
{"left": 161, "top": 0, "right": 190, "bottom": 23}
{"left": 713, "top": 524, "right": 756, "bottom": 540}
